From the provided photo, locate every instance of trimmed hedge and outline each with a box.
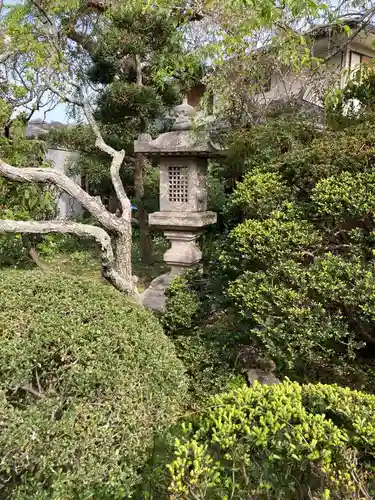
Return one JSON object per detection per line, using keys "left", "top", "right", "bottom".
{"left": 168, "top": 380, "right": 375, "bottom": 499}
{"left": 0, "top": 270, "right": 187, "bottom": 499}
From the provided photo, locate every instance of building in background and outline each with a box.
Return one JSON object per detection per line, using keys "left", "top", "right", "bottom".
{"left": 45, "top": 148, "right": 83, "bottom": 219}
{"left": 27, "top": 120, "right": 83, "bottom": 219}
{"left": 187, "top": 19, "right": 375, "bottom": 115}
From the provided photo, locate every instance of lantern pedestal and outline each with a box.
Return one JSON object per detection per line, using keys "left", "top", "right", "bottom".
{"left": 149, "top": 210, "right": 217, "bottom": 274}
{"left": 141, "top": 213, "right": 216, "bottom": 312}
{"left": 140, "top": 272, "right": 176, "bottom": 313}
{"left": 163, "top": 231, "right": 202, "bottom": 272}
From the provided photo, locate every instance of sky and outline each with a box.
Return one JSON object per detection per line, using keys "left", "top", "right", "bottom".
{"left": 33, "top": 103, "right": 70, "bottom": 123}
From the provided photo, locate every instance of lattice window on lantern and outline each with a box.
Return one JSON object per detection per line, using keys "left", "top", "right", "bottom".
{"left": 168, "top": 165, "right": 188, "bottom": 203}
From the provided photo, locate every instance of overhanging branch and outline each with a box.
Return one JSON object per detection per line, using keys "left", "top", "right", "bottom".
{"left": 0, "top": 219, "right": 135, "bottom": 295}
{"left": 0, "top": 159, "right": 120, "bottom": 231}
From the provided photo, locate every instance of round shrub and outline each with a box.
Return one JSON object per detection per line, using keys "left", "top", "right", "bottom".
{"left": 0, "top": 270, "right": 187, "bottom": 499}
{"left": 168, "top": 380, "right": 375, "bottom": 499}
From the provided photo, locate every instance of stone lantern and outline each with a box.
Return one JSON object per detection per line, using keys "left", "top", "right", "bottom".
{"left": 134, "top": 102, "right": 223, "bottom": 312}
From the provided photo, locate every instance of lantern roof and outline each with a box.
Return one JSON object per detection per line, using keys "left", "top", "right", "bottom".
{"left": 134, "top": 102, "right": 225, "bottom": 157}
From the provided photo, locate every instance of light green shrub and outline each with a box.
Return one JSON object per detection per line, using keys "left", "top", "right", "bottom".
{"left": 0, "top": 270, "right": 187, "bottom": 499}
{"left": 231, "top": 170, "right": 292, "bottom": 219}
{"left": 168, "top": 380, "right": 375, "bottom": 499}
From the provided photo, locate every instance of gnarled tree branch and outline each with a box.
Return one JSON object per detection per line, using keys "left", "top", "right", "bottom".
{"left": 0, "top": 17, "right": 136, "bottom": 297}
{"left": 0, "top": 219, "right": 135, "bottom": 295}
{"left": 80, "top": 99, "right": 130, "bottom": 217}
{"left": 82, "top": 98, "right": 130, "bottom": 218}
{"left": 46, "top": 83, "right": 130, "bottom": 218}
{"left": 0, "top": 158, "right": 121, "bottom": 232}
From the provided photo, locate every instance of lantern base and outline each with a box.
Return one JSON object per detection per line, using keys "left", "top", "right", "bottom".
{"left": 141, "top": 230, "right": 205, "bottom": 313}
{"left": 140, "top": 272, "right": 176, "bottom": 314}
{"left": 142, "top": 212, "right": 217, "bottom": 313}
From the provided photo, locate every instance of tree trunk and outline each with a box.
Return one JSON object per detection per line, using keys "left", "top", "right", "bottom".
{"left": 112, "top": 223, "right": 133, "bottom": 288}
{"left": 0, "top": 91, "right": 137, "bottom": 297}
{"left": 134, "top": 152, "right": 153, "bottom": 264}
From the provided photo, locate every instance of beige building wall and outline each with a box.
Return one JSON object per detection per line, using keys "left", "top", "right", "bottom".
{"left": 186, "top": 29, "right": 375, "bottom": 116}
{"left": 264, "top": 31, "right": 375, "bottom": 109}
{"left": 46, "top": 148, "right": 83, "bottom": 219}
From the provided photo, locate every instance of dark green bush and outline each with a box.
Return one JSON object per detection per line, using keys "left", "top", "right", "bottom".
{"left": 168, "top": 380, "right": 375, "bottom": 499}
{"left": 0, "top": 135, "right": 55, "bottom": 267}
{"left": 0, "top": 270, "right": 187, "bottom": 499}
{"left": 163, "top": 274, "right": 200, "bottom": 335}
{"left": 162, "top": 273, "right": 240, "bottom": 402}
{"left": 194, "top": 113, "right": 375, "bottom": 376}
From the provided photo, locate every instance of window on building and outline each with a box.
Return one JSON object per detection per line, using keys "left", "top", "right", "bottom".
{"left": 187, "top": 83, "right": 214, "bottom": 114}
{"left": 349, "top": 51, "right": 374, "bottom": 71}
{"left": 187, "top": 83, "right": 206, "bottom": 108}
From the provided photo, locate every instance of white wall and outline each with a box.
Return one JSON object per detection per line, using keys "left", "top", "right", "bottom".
{"left": 46, "top": 148, "right": 83, "bottom": 219}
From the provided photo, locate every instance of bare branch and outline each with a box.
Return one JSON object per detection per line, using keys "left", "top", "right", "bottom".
{"left": 0, "top": 51, "right": 14, "bottom": 64}
{"left": 0, "top": 219, "right": 135, "bottom": 295}
{"left": 47, "top": 82, "right": 83, "bottom": 106}
{"left": 59, "top": 2, "right": 99, "bottom": 55}
{"left": 21, "top": 234, "right": 50, "bottom": 271}
{"left": 29, "top": 0, "right": 65, "bottom": 64}
{"left": 108, "top": 149, "right": 130, "bottom": 218}
{"left": 0, "top": 159, "right": 121, "bottom": 232}
{"left": 21, "top": 384, "right": 45, "bottom": 399}
{"left": 30, "top": 0, "right": 54, "bottom": 28}
{"left": 78, "top": 98, "right": 130, "bottom": 217}
{"left": 325, "top": 26, "right": 374, "bottom": 63}
{"left": 65, "top": 27, "right": 96, "bottom": 54}
{"left": 28, "top": 246, "right": 50, "bottom": 271}
{"left": 135, "top": 54, "right": 143, "bottom": 87}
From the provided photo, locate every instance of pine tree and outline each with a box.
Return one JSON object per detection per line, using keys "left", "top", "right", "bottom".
{"left": 85, "top": 4, "right": 202, "bottom": 263}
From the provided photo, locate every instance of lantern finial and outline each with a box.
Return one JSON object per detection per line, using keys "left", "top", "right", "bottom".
{"left": 171, "top": 102, "right": 196, "bottom": 131}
